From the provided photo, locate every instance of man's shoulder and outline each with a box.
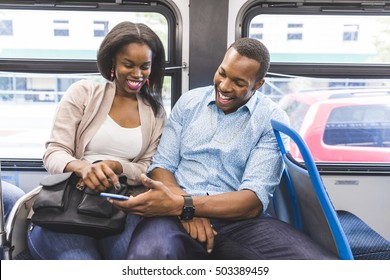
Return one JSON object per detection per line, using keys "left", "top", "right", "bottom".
{"left": 255, "top": 92, "right": 282, "bottom": 111}
{"left": 253, "top": 92, "right": 289, "bottom": 122}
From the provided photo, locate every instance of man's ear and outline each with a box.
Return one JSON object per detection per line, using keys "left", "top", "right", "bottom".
{"left": 254, "top": 79, "right": 265, "bottom": 91}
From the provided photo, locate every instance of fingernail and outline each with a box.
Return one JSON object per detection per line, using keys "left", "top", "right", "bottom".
{"left": 207, "top": 249, "right": 212, "bottom": 253}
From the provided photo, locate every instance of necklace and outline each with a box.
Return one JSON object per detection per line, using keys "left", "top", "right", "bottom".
{"left": 209, "top": 106, "right": 250, "bottom": 144}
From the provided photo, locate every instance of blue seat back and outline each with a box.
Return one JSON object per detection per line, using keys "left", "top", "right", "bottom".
{"left": 271, "top": 119, "right": 354, "bottom": 260}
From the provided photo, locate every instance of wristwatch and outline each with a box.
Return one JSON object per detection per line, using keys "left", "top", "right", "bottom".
{"left": 180, "top": 195, "right": 195, "bottom": 221}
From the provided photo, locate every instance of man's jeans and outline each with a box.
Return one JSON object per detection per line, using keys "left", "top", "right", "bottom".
{"left": 126, "top": 215, "right": 339, "bottom": 260}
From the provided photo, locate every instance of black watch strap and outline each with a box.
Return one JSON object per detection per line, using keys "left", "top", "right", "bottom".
{"left": 180, "top": 195, "right": 195, "bottom": 221}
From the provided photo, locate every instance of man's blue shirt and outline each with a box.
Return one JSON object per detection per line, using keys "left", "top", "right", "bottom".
{"left": 148, "top": 85, "right": 289, "bottom": 210}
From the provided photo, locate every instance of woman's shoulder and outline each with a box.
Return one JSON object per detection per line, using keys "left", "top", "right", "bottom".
{"left": 63, "top": 79, "right": 111, "bottom": 101}
{"left": 68, "top": 79, "right": 109, "bottom": 92}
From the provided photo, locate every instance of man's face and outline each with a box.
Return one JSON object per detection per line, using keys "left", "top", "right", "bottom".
{"left": 213, "top": 48, "right": 264, "bottom": 114}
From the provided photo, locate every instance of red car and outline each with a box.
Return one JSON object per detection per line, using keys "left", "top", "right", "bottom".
{"left": 278, "top": 88, "right": 390, "bottom": 163}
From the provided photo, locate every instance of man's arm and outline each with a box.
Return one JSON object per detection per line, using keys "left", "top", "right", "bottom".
{"left": 111, "top": 174, "right": 263, "bottom": 220}
{"left": 148, "top": 167, "right": 186, "bottom": 195}
{"left": 192, "top": 189, "right": 262, "bottom": 220}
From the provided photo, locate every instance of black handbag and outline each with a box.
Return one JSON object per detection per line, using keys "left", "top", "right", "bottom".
{"left": 31, "top": 172, "right": 130, "bottom": 238}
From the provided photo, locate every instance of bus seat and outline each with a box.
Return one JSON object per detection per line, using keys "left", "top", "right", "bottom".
{"left": 271, "top": 119, "right": 390, "bottom": 260}
{"left": 3, "top": 186, "right": 40, "bottom": 259}
{"left": 337, "top": 210, "right": 390, "bottom": 260}
{"left": 268, "top": 169, "right": 301, "bottom": 229}
{"left": 270, "top": 119, "right": 390, "bottom": 260}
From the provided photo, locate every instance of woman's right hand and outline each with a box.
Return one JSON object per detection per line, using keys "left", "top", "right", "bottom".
{"left": 66, "top": 160, "right": 120, "bottom": 192}
{"left": 80, "top": 161, "right": 120, "bottom": 192}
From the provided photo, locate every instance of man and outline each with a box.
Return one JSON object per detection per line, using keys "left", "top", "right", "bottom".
{"left": 111, "top": 38, "right": 337, "bottom": 260}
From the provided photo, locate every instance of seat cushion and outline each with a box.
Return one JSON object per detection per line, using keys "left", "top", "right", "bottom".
{"left": 337, "top": 210, "right": 390, "bottom": 260}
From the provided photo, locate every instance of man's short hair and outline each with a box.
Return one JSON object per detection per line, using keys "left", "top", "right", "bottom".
{"left": 228, "top": 38, "right": 270, "bottom": 81}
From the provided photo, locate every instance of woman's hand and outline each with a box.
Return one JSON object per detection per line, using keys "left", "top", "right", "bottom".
{"left": 67, "top": 160, "right": 120, "bottom": 192}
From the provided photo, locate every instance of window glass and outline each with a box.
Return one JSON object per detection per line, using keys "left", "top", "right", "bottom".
{"left": 249, "top": 14, "right": 390, "bottom": 63}
{"left": 324, "top": 105, "right": 390, "bottom": 147}
{"left": 248, "top": 12, "right": 390, "bottom": 163}
{"left": 266, "top": 76, "right": 390, "bottom": 163}
{"left": 0, "top": 9, "right": 168, "bottom": 60}
{"left": 0, "top": 72, "right": 172, "bottom": 159}
{"left": 0, "top": 8, "right": 171, "bottom": 159}
{"left": 0, "top": 19, "right": 13, "bottom": 35}
{"left": 53, "top": 20, "right": 70, "bottom": 37}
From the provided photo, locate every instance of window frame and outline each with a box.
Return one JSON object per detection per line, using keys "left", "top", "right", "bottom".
{"left": 0, "top": 0, "right": 182, "bottom": 107}
{"left": 237, "top": 0, "right": 390, "bottom": 79}
{"left": 236, "top": 0, "right": 390, "bottom": 170}
{"left": 0, "top": 0, "right": 182, "bottom": 168}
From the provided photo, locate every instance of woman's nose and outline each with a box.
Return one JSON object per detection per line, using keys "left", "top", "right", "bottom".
{"left": 130, "top": 67, "right": 142, "bottom": 77}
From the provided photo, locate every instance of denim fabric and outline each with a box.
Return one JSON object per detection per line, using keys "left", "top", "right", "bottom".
{"left": 126, "top": 215, "right": 339, "bottom": 260}
{"left": 1, "top": 181, "right": 25, "bottom": 220}
{"left": 1, "top": 181, "right": 25, "bottom": 259}
{"left": 27, "top": 214, "right": 141, "bottom": 260}
{"left": 126, "top": 217, "right": 208, "bottom": 260}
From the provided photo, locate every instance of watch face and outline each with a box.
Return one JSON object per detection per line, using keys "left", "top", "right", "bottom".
{"left": 181, "top": 206, "right": 195, "bottom": 220}
{"left": 181, "top": 195, "right": 195, "bottom": 220}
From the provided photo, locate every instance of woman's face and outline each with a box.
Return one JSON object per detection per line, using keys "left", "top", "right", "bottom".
{"left": 114, "top": 42, "right": 152, "bottom": 97}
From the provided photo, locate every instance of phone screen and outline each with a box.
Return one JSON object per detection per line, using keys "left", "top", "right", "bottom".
{"left": 99, "top": 193, "right": 129, "bottom": 200}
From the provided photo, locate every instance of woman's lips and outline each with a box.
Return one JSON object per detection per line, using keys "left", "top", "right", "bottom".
{"left": 127, "top": 80, "right": 143, "bottom": 90}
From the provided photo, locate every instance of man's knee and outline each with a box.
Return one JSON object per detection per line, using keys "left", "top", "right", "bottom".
{"left": 127, "top": 237, "right": 184, "bottom": 259}
{"left": 126, "top": 217, "right": 188, "bottom": 260}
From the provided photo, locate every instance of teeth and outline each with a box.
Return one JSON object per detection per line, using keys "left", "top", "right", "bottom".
{"left": 219, "top": 92, "right": 231, "bottom": 100}
{"left": 127, "top": 80, "right": 143, "bottom": 90}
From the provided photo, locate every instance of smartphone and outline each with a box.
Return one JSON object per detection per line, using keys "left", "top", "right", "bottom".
{"left": 99, "top": 192, "right": 129, "bottom": 201}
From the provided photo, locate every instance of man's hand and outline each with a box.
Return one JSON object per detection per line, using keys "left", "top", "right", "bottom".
{"left": 109, "top": 174, "right": 183, "bottom": 217}
{"left": 181, "top": 217, "right": 217, "bottom": 253}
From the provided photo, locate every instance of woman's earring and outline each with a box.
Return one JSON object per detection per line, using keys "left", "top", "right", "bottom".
{"left": 146, "top": 79, "right": 150, "bottom": 86}
{"left": 110, "top": 68, "right": 115, "bottom": 81}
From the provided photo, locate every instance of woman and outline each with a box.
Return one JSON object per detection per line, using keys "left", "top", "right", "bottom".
{"left": 27, "top": 21, "right": 166, "bottom": 259}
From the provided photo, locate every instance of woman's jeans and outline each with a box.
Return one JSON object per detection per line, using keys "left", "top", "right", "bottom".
{"left": 126, "top": 215, "right": 339, "bottom": 260}
{"left": 2, "top": 180, "right": 25, "bottom": 220}
{"left": 1, "top": 181, "right": 25, "bottom": 259}
{"left": 27, "top": 214, "right": 141, "bottom": 260}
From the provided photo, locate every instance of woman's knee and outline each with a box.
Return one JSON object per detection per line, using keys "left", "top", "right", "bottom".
{"left": 27, "top": 224, "right": 101, "bottom": 260}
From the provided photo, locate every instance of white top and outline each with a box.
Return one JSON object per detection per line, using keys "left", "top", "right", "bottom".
{"left": 83, "top": 115, "right": 142, "bottom": 163}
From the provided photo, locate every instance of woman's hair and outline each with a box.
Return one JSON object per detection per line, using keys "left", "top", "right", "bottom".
{"left": 228, "top": 38, "right": 270, "bottom": 82}
{"left": 97, "top": 21, "right": 166, "bottom": 116}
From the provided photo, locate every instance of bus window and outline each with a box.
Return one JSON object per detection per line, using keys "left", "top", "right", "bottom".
{"left": 249, "top": 14, "right": 390, "bottom": 64}
{"left": 0, "top": 3, "right": 179, "bottom": 160}
{"left": 242, "top": 4, "right": 390, "bottom": 163}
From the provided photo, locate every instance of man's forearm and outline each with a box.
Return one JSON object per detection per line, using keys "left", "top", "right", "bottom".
{"left": 149, "top": 167, "right": 187, "bottom": 195}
